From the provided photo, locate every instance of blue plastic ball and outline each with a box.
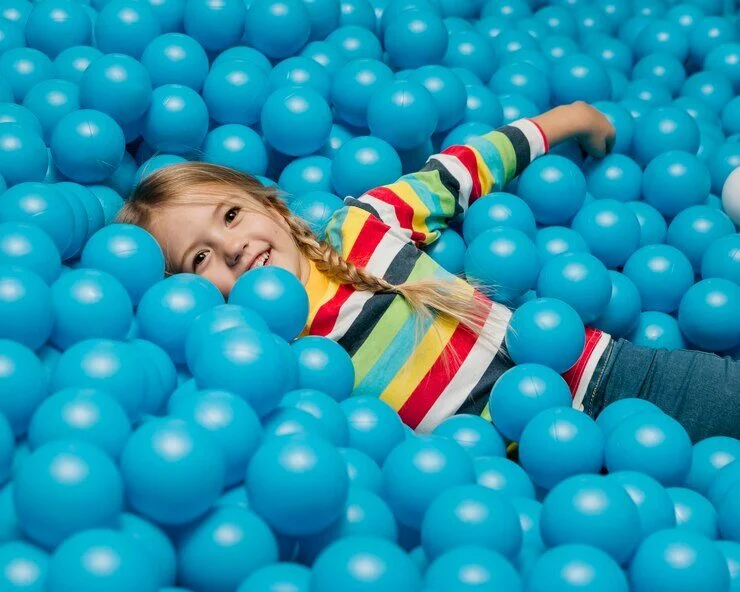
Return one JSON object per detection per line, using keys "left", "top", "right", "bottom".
{"left": 137, "top": 274, "right": 224, "bottom": 364}
{"left": 367, "top": 79, "right": 438, "bottom": 150}
{"left": 311, "top": 536, "right": 421, "bottom": 592}
{"left": 296, "top": 486, "right": 398, "bottom": 564}
{"left": 244, "top": 0, "right": 311, "bottom": 59}
{"left": 341, "top": 396, "right": 405, "bottom": 465}
{"left": 45, "top": 529, "right": 157, "bottom": 592}
{"left": 421, "top": 484, "right": 521, "bottom": 560}
{"left": 280, "top": 388, "right": 348, "bottom": 446}
{"left": 50, "top": 109, "right": 125, "bottom": 183}
{"left": 120, "top": 418, "right": 225, "bottom": 525}
{"left": 605, "top": 411, "right": 692, "bottom": 485}
{"left": 269, "top": 56, "right": 331, "bottom": 100}
{"left": 678, "top": 278, "right": 740, "bottom": 351}
{"left": 202, "top": 59, "right": 269, "bottom": 126}
{"left": 0, "top": 186, "right": 75, "bottom": 256}
{"left": 291, "top": 336, "right": 355, "bottom": 402}
{"left": 170, "top": 390, "right": 262, "bottom": 487}
{"left": 585, "top": 154, "right": 642, "bottom": 203}
{"left": 28, "top": 387, "right": 131, "bottom": 460}
{"left": 0, "top": 540, "right": 48, "bottom": 591}
{"left": 516, "top": 154, "right": 587, "bottom": 225}
{"left": 571, "top": 199, "right": 641, "bottom": 269}
{"left": 685, "top": 436, "right": 740, "bottom": 497}
{"left": 49, "top": 269, "right": 133, "bottom": 350}
{"left": 629, "top": 529, "right": 729, "bottom": 592}
{"left": 0, "top": 124, "right": 47, "bottom": 186}
{"left": 475, "top": 456, "right": 535, "bottom": 500}
{"left": 183, "top": 0, "right": 245, "bottom": 52}
{"left": 550, "top": 53, "right": 611, "bottom": 105}
{"left": 134, "top": 154, "right": 186, "bottom": 184}
{"left": 668, "top": 486, "right": 718, "bottom": 538}
{"left": 519, "top": 407, "right": 605, "bottom": 489}
{"left": 537, "top": 252, "right": 612, "bottom": 324}
{"left": 505, "top": 297, "right": 585, "bottom": 373}
{"left": 422, "top": 228, "right": 466, "bottom": 275}
{"left": 140, "top": 33, "right": 208, "bottom": 91}
{"left": 592, "top": 271, "right": 641, "bottom": 338}
{"left": 338, "top": 447, "right": 382, "bottom": 493}
{"left": 535, "top": 225, "right": 590, "bottom": 264}
{"left": 424, "top": 545, "right": 522, "bottom": 592}
{"left": 117, "top": 513, "right": 176, "bottom": 588}
{"left": 409, "top": 65, "right": 466, "bottom": 133}
{"left": 526, "top": 544, "right": 629, "bottom": 592}
{"left": 462, "top": 84, "right": 503, "bottom": 128}
{"left": 0, "top": 48, "right": 54, "bottom": 101}
{"left": 331, "top": 58, "right": 392, "bottom": 128}
{"left": 247, "top": 433, "right": 348, "bottom": 536}
{"left": 81, "top": 223, "right": 165, "bottom": 305}
{"left": 705, "top": 42, "right": 740, "bottom": 92}
{"left": 627, "top": 310, "right": 688, "bottom": 350}
{"left": 95, "top": 0, "right": 161, "bottom": 59}
{"left": 701, "top": 233, "right": 740, "bottom": 285}
{"left": 489, "top": 363, "right": 573, "bottom": 441}
{"left": 261, "top": 86, "right": 332, "bottom": 157}
{"left": 201, "top": 124, "right": 267, "bottom": 176}
{"left": 79, "top": 54, "right": 152, "bottom": 126}
{"left": 237, "top": 563, "right": 310, "bottom": 592}
{"left": 142, "top": 84, "right": 208, "bottom": 153}
{"left": 227, "top": 266, "right": 308, "bottom": 341}
{"left": 383, "top": 9, "right": 447, "bottom": 70}
{"left": 667, "top": 205, "right": 734, "bottom": 271}
{"left": 626, "top": 200, "right": 668, "bottom": 246}
{"left": 51, "top": 339, "right": 146, "bottom": 419}
{"left": 624, "top": 79, "right": 674, "bottom": 108}
{"left": 596, "top": 398, "right": 663, "bottom": 436}
{"left": 330, "top": 135, "right": 401, "bottom": 197}
{"left": 14, "top": 440, "right": 123, "bottom": 548}
{"left": 634, "top": 18, "right": 689, "bottom": 61}
{"left": 511, "top": 498, "right": 546, "bottom": 573}
{"left": 0, "top": 221, "right": 61, "bottom": 283}
{"left": 623, "top": 244, "right": 695, "bottom": 313}
{"left": 541, "top": 474, "right": 641, "bottom": 564}
{"left": 708, "top": 142, "right": 740, "bottom": 195}
{"left": 21, "top": 78, "right": 79, "bottom": 144}
{"left": 190, "top": 326, "right": 287, "bottom": 417}
{"left": 0, "top": 266, "right": 53, "bottom": 350}
{"left": 462, "top": 192, "right": 536, "bottom": 244}
{"left": 53, "top": 45, "right": 102, "bottom": 84}
{"left": 279, "top": 155, "right": 332, "bottom": 194}
{"left": 632, "top": 52, "right": 686, "bottom": 96}
{"left": 326, "top": 24, "right": 382, "bottom": 61}
{"left": 464, "top": 227, "right": 539, "bottom": 303}
{"left": 0, "top": 340, "right": 47, "bottom": 437}
{"left": 632, "top": 106, "right": 700, "bottom": 165}
{"left": 382, "top": 436, "right": 475, "bottom": 530}
{"left": 498, "top": 92, "right": 539, "bottom": 123}
{"left": 0, "top": 102, "right": 43, "bottom": 137}
{"left": 177, "top": 507, "right": 277, "bottom": 592}
{"left": 0, "top": 20, "right": 24, "bottom": 57}
{"left": 431, "top": 414, "right": 505, "bottom": 458}
{"left": 681, "top": 70, "right": 734, "bottom": 116}
{"left": 609, "top": 470, "right": 676, "bottom": 538}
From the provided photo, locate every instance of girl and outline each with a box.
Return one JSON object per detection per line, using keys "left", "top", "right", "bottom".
{"left": 119, "top": 101, "right": 740, "bottom": 442}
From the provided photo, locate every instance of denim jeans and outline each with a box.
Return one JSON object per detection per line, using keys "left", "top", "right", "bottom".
{"left": 584, "top": 339, "right": 740, "bottom": 442}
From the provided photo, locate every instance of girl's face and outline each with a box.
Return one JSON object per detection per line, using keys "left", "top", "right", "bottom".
{"left": 152, "top": 200, "right": 309, "bottom": 297}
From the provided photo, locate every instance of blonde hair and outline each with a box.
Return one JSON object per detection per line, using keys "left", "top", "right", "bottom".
{"left": 118, "top": 162, "right": 493, "bottom": 340}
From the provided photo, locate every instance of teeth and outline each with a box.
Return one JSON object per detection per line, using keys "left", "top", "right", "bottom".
{"left": 253, "top": 251, "right": 269, "bottom": 269}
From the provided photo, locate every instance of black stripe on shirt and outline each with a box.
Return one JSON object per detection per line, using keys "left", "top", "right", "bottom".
{"left": 498, "top": 125, "right": 531, "bottom": 177}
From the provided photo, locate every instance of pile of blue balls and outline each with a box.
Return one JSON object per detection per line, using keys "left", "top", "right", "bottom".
{"left": 1, "top": 0, "right": 740, "bottom": 590}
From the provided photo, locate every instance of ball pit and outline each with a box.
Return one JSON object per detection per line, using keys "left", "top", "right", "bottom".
{"left": 0, "top": 0, "right": 739, "bottom": 589}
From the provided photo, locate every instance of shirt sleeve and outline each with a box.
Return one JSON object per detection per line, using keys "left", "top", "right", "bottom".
{"left": 351, "top": 118, "right": 549, "bottom": 248}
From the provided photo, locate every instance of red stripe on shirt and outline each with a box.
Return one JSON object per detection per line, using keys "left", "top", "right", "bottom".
{"left": 527, "top": 118, "right": 550, "bottom": 152}
{"left": 398, "top": 321, "right": 479, "bottom": 429}
{"left": 442, "top": 145, "right": 482, "bottom": 200}
{"left": 367, "top": 186, "right": 427, "bottom": 244}
{"left": 563, "top": 327, "right": 602, "bottom": 398}
{"left": 310, "top": 216, "right": 388, "bottom": 337}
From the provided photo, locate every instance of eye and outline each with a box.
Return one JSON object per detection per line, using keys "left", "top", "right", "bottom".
{"left": 192, "top": 250, "right": 208, "bottom": 270}
{"left": 225, "top": 207, "right": 240, "bottom": 225}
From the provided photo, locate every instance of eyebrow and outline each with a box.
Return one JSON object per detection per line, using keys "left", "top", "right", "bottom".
{"left": 179, "top": 204, "right": 223, "bottom": 272}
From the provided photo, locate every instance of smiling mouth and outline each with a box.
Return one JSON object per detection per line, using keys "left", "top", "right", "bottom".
{"left": 249, "top": 248, "right": 271, "bottom": 271}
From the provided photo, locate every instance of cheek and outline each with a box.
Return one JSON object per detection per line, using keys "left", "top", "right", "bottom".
{"left": 202, "top": 265, "right": 236, "bottom": 297}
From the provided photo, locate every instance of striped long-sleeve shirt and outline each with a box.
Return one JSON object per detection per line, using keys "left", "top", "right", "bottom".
{"left": 302, "top": 119, "right": 611, "bottom": 433}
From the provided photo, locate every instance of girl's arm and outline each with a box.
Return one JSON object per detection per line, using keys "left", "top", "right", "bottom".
{"left": 346, "top": 102, "right": 616, "bottom": 248}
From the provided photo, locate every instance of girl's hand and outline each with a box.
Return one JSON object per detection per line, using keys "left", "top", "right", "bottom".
{"left": 572, "top": 101, "right": 616, "bottom": 158}
{"left": 531, "top": 102, "right": 617, "bottom": 159}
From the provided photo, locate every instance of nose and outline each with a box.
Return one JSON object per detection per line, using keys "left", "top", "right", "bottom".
{"left": 225, "top": 238, "right": 247, "bottom": 267}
